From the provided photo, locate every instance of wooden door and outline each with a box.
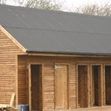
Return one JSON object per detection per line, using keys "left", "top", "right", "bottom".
{"left": 30, "top": 65, "right": 42, "bottom": 111}
{"left": 55, "top": 65, "right": 68, "bottom": 109}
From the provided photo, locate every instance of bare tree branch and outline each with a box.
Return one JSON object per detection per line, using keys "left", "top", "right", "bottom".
{"left": 75, "top": 4, "right": 111, "bottom": 16}
{"left": 16, "top": 0, "right": 26, "bottom": 6}
{"left": 25, "top": 0, "right": 61, "bottom": 10}
{"left": 0, "top": 0, "right": 7, "bottom": 4}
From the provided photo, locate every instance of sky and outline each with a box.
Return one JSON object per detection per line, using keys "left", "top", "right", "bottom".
{"left": 61, "top": 0, "right": 111, "bottom": 11}
{"left": 6, "top": 0, "right": 111, "bottom": 11}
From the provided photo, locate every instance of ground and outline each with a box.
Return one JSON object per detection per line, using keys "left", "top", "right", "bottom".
{"left": 73, "top": 106, "right": 111, "bottom": 111}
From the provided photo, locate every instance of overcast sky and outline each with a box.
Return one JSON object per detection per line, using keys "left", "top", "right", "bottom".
{"left": 6, "top": 0, "right": 111, "bottom": 11}
{"left": 62, "top": 0, "right": 111, "bottom": 11}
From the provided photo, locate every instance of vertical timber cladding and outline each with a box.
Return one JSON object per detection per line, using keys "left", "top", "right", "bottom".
{"left": 55, "top": 64, "right": 68, "bottom": 109}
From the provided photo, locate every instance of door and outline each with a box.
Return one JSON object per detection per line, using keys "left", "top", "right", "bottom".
{"left": 30, "top": 65, "right": 42, "bottom": 111}
{"left": 55, "top": 64, "right": 68, "bottom": 109}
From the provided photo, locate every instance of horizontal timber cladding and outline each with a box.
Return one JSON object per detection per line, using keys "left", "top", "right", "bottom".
{"left": 42, "top": 64, "right": 55, "bottom": 111}
{"left": 20, "top": 56, "right": 77, "bottom": 111}
{"left": 22, "top": 55, "right": 111, "bottom": 111}
{"left": 0, "top": 29, "right": 23, "bottom": 104}
{"left": 18, "top": 56, "right": 28, "bottom": 104}
{"left": 27, "top": 56, "right": 77, "bottom": 111}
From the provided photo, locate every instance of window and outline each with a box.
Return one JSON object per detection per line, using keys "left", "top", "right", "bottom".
{"left": 77, "top": 64, "right": 111, "bottom": 108}
{"left": 77, "top": 64, "right": 103, "bottom": 108}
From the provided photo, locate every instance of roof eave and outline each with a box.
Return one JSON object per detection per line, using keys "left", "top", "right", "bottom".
{"left": 26, "top": 50, "right": 111, "bottom": 57}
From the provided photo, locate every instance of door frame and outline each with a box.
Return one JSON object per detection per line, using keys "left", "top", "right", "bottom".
{"left": 28, "top": 64, "right": 42, "bottom": 111}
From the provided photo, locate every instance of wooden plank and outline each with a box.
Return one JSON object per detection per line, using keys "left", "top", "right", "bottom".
{"left": 87, "top": 65, "right": 91, "bottom": 107}
{"left": 28, "top": 64, "right": 31, "bottom": 111}
{"left": 27, "top": 52, "right": 111, "bottom": 58}
{"left": 16, "top": 56, "right": 18, "bottom": 106}
{"left": 42, "top": 64, "right": 55, "bottom": 110}
{"left": 90, "top": 64, "right": 93, "bottom": 107}
{"left": 17, "top": 55, "right": 111, "bottom": 111}
{"left": 101, "top": 64, "right": 105, "bottom": 106}
{"left": 68, "top": 64, "right": 77, "bottom": 109}
{"left": 55, "top": 64, "right": 68, "bottom": 109}
{"left": 18, "top": 56, "right": 28, "bottom": 105}
{"left": 0, "top": 29, "right": 23, "bottom": 105}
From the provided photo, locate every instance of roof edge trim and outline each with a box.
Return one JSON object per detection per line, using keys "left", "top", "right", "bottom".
{"left": 0, "top": 25, "right": 27, "bottom": 52}
{"left": 26, "top": 51, "right": 111, "bottom": 57}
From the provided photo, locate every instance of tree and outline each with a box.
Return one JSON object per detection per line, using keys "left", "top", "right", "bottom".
{"left": 25, "top": 0, "right": 61, "bottom": 10}
{"left": 75, "top": 4, "right": 111, "bottom": 16}
{"left": 0, "top": 0, "right": 7, "bottom": 4}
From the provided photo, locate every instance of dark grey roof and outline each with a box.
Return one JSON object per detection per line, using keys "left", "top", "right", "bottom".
{"left": 1, "top": 5, "right": 111, "bottom": 55}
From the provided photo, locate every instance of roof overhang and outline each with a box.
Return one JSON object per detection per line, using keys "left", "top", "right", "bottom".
{"left": 25, "top": 50, "right": 111, "bottom": 57}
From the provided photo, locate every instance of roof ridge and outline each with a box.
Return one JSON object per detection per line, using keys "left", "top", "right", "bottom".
{"left": 1, "top": 4, "right": 111, "bottom": 20}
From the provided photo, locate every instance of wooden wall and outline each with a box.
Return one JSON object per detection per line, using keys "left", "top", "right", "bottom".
{"left": 18, "top": 56, "right": 28, "bottom": 104}
{"left": 1, "top": 27, "right": 111, "bottom": 111}
{"left": 0, "top": 29, "right": 23, "bottom": 104}
{"left": 17, "top": 56, "right": 79, "bottom": 111}
{"left": 17, "top": 55, "right": 111, "bottom": 111}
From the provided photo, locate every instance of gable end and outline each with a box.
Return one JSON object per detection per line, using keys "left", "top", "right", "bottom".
{"left": 0, "top": 25, "right": 27, "bottom": 52}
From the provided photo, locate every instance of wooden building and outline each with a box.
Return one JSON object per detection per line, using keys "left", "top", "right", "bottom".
{"left": 1, "top": 5, "right": 111, "bottom": 111}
